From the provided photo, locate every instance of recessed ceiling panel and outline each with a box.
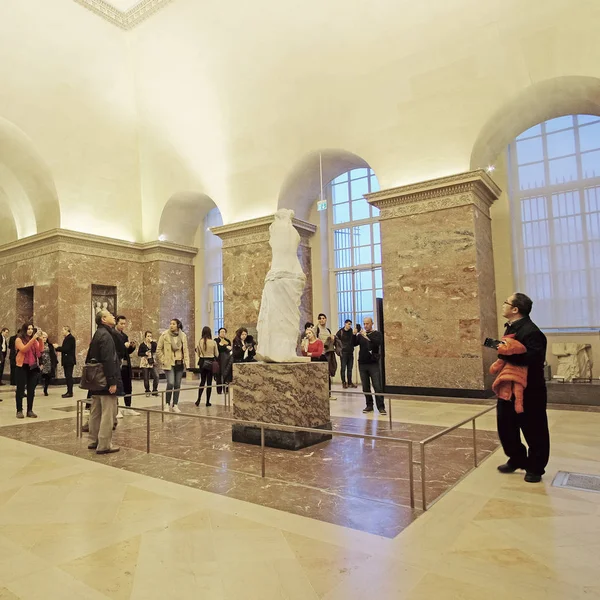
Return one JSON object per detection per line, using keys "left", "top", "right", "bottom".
{"left": 73, "top": 0, "right": 173, "bottom": 30}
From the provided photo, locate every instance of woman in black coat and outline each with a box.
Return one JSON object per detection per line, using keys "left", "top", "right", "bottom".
{"left": 39, "top": 332, "right": 58, "bottom": 396}
{"left": 214, "top": 327, "right": 232, "bottom": 394}
{"left": 232, "top": 328, "right": 256, "bottom": 363}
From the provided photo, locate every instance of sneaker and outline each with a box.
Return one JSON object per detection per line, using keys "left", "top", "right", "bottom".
{"left": 164, "top": 403, "right": 171, "bottom": 412}
{"left": 145, "top": 392, "right": 151, "bottom": 397}
{"left": 123, "top": 408, "right": 140, "bottom": 416}
{"left": 62, "top": 393, "right": 73, "bottom": 398}
{"left": 16, "top": 411, "right": 24, "bottom": 419}
{"left": 81, "top": 423, "right": 90, "bottom": 433}
{"left": 116, "top": 410, "right": 124, "bottom": 419}
{"left": 379, "top": 409, "right": 387, "bottom": 416}
{"left": 87, "top": 442, "right": 98, "bottom": 450}
{"left": 351, "top": 383, "right": 358, "bottom": 388}
{"left": 152, "top": 392, "right": 159, "bottom": 397}
{"left": 362, "top": 407, "right": 374, "bottom": 413}
{"left": 172, "top": 405, "right": 181, "bottom": 413}
{"left": 26, "top": 411, "right": 38, "bottom": 418}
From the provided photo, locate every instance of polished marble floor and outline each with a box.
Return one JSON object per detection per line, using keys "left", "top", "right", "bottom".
{"left": 0, "top": 384, "right": 499, "bottom": 537}
{"left": 1, "top": 382, "right": 599, "bottom": 598}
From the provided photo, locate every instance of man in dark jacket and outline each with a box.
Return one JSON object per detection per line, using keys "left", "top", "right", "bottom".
{"left": 335, "top": 320, "right": 357, "bottom": 388}
{"left": 355, "top": 317, "right": 386, "bottom": 415}
{"left": 0, "top": 327, "right": 8, "bottom": 386}
{"left": 8, "top": 333, "right": 17, "bottom": 386}
{"left": 87, "top": 310, "right": 121, "bottom": 454}
{"left": 114, "top": 315, "right": 138, "bottom": 416}
{"left": 54, "top": 326, "right": 76, "bottom": 398}
{"left": 496, "top": 293, "right": 549, "bottom": 483}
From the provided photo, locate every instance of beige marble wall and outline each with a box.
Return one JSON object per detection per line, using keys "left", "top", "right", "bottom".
{"left": 367, "top": 171, "right": 501, "bottom": 392}
{"left": 213, "top": 216, "right": 316, "bottom": 338}
{"left": 0, "top": 230, "right": 196, "bottom": 377}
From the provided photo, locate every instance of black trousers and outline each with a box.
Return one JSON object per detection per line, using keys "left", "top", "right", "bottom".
{"left": 63, "top": 364, "right": 74, "bottom": 394}
{"left": 496, "top": 388, "right": 550, "bottom": 476}
{"left": 340, "top": 353, "right": 354, "bottom": 384}
{"left": 42, "top": 373, "right": 52, "bottom": 394}
{"left": 0, "top": 354, "right": 5, "bottom": 384}
{"left": 10, "top": 361, "right": 17, "bottom": 386}
{"left": 121, "top": 366, "right": 132, "bottom": 407}
{"left": 359, "top": 362, "right": 385, "bottom": 410}
{"left": 198, "top": 369, "right": 213, "bottom": 403}
{"left": 15, "top": 365, "right": 39, "bottom": 413}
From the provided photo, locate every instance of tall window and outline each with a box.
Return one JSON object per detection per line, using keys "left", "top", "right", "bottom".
{"left": 509, "top": 114, "right": 600, "bottom": 329}
{"left": 204, "top": 208, "right": 224, "bottom": 333}
{"left": 327, "top": 168, "right": 382, "bottom": 329}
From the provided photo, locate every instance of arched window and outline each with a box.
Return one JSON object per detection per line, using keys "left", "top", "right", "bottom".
{"left": 509, "top": 114, "right": 600, "bottom": 329}
{"left": 204, "top": 207, "right": 224, "bottom": 333}
{"left": 326, "top": 168, "right": 382, "bottom": 329}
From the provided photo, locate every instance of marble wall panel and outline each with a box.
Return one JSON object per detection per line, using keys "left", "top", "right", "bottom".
{"left": 371, "top": 171, "right": 500, "bottom": 392}
{"left": 0, "top": 232, "right": 197, "bottom": 379}
{"left": 222, "top": 239, "right": 271, "bottom": 335}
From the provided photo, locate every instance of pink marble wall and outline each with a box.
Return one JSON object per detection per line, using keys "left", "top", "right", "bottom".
{"left": 0, "top": 233, "right": 197, "bottom": 377}
{"left": 220, "top": 228, "right": 314, "bottom": 339}
{"left": 371, "top": 172, "right": 500, "bottom": 392}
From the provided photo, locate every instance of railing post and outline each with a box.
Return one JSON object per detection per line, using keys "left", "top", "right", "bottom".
{"left": 146, "top": 411, "right": 151, "bottom": 453}
{"left": 472, "top": 419, "right": 478, "bottom": 467}
{"left": 388, "top": 397, "right": 393, "bottom": 429}
{"left": 260, "top": 426, "right": 266, "bottom": 478}
{"left": 420, "top": 442, "right": 427, "bottom": 511}
{"left": 408, "top": 441, "right": 415, "bottom": 509}
{"left": 76, "top": 400, "right": 80, "bottom": 438}
{"left": 161, "top": 390, "right": 165, "bottom": 423}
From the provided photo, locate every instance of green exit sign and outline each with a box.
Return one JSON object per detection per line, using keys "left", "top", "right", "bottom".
{"left": 317, "top": 200, "right": 327, "bottom": 211}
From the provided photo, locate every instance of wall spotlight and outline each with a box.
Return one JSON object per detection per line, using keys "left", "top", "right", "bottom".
{"left": 486, "top": 165, "right": 496, "bottom": 173}
{"left": 158, "top": 234, "right": 166, "bottom": 241}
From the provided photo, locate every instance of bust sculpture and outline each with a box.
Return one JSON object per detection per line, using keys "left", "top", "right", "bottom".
{"left": 256, "top": 209, "right": 308, "bottom": 362}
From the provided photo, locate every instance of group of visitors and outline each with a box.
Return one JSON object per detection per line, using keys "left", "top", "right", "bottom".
{"left": 302, "top": 313, "right": 386, "bottom": 414}
{"left": 0, "top": 324, "right": 76, "bottom": 418}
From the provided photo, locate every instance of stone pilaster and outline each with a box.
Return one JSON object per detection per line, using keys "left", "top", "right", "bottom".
{"left": 366, "top": 170, "right": 501, "bottom": 396}
{"left": 212, "top": 215, "right": 317, "bottom": 337}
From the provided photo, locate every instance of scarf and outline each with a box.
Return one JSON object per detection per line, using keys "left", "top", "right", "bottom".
{"left": 169, "top": 330, "right": 182, "bottom": 353}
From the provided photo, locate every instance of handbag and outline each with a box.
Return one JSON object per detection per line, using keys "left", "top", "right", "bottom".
{"left": 211, "top": 359, "right": 220, "bottom": 375}
{"left": 200, "top": 359, "right": 213, "bottom": 372}
{"left": 79, "top": 359, "right": 107, "bottom": 391}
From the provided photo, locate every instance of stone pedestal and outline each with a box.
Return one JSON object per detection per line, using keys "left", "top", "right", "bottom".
{"left": 366, "top": 170, "right": 501, "bottom": 396}
{"left": 232, "top": 362, "right": 332, "bottom": 450}
{"left": 212, "top": 215, "right": 316, "bottom": 335}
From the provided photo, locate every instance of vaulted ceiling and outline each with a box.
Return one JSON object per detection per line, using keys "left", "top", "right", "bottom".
{"left": 73, "top": 0, "right": 173, "bottom": 29}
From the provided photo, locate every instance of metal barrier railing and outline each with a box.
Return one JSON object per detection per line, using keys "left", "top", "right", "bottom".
{"left": 74, "top": 385, "right": 498, "bottom": 511}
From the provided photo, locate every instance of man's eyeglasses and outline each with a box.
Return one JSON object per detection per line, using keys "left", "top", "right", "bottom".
{"left": 503, "top": 301, "right": 514, "bottom": 307}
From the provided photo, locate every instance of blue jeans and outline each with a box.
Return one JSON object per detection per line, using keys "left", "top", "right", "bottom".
{"left": 166, "top": 365, "right": 184, "bottom": 405}
{"left": 340, "top": 353, "right": 354, "bottom": 385}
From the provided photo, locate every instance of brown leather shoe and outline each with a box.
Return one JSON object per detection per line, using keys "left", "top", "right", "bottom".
{"left": 342, "top": 382, "right": 348, "bottom": 389}
{"left": 26, "top": 411, "right": 38, "bottom": 418}
{"left": 350, "top": 383, "right": 358, "bottom": 388}
{"left": 16, "top": 411, "right": 24, "bottom": 419}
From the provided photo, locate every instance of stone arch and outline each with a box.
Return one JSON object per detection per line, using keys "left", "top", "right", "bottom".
{"left": 0, "top": 116, "right": 60, "bottom": 236}
{"left": 158, "top": 191, "right": 220, "bottom": 246}
{"left": 470, "top": 76, "right": 600, "bottom": 169}
{"left": 278, "top": 149, "right": 372, "bottom": 221}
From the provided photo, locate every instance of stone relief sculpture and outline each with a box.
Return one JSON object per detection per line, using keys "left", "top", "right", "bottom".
{"left": 256, "top": 209, "right": 308, "bottom": 362}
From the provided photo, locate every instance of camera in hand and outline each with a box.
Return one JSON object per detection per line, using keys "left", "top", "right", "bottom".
{"left": 483, "top": 337, "right": 501, "bottom": 350}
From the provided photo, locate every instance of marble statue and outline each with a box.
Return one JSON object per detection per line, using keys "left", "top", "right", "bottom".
{"left": 256, "top": 209, "right": 308, "bottom": 362}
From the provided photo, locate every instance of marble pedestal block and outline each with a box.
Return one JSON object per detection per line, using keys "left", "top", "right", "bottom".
{"left": 232, "top": 362, "right": 332, "bottom": 450}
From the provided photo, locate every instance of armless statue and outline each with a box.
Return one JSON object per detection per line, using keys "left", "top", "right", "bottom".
{"left": 256, "top": 209, "right": 308, "bottom": 362}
